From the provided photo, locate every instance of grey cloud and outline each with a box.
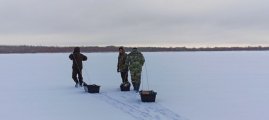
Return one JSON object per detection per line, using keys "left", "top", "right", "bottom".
{"left": 0, "top": 0, "right": 269, "bottom": 47}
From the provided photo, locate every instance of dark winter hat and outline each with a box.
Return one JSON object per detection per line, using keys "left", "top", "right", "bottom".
{"left": 73, "top": 47, "right": 80, "bottom": 53}
{"left": 119, "top": 46, "right": 124, "bottom": 50}
{"left": 131, "top": 47, "right": 138, "bottom": 52}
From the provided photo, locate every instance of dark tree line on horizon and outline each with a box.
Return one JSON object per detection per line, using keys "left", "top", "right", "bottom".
{"left": 0, "top": 45, "right": 268, "bottom": 53}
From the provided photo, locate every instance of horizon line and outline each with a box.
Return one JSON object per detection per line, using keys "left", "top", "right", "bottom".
{"left": 0, "top": 44, "right": 268, "bottom": 48}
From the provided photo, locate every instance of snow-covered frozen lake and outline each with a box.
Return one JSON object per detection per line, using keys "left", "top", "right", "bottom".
{"left": 0, "top": 51, "right": 268, "bottom": 120}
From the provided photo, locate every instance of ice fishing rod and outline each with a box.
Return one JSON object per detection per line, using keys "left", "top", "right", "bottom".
{"left": 145, "top": 59, "right": 150, "bottom": 90}
{"left": 83, "top": 61, "right": 91, "bottom": 84}
{"left": 142, "top": 56, "right": 150, "bottom": 90}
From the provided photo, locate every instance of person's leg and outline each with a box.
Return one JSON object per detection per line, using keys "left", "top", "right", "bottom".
{"left": 133, "top": 72, "right": 139, "bottom": 91}
{"left": 72, "top": 69, "right": 79, "bottom": 87}
{"left": 136, "top": 72, "right": 141, "bottom": 91}
{"left": 124, "top": 71, "right": 129, "bottom": 83}
{"left": 132, "top": 71, "right": 141, "bottom": 92}
{"left": 121, "top": 71, "right": 128, "bottom": 83}
{"left": 130, "top": 71, "right": 136, "bottom": 89}
{"left": 120, "top": 72, "right": 125, "bottom": 83}
{"left": 78, "top": 69, "right": 83, "bottom": 86}
{"left": 72, "top": 69, "right": 79, "bottom": 84}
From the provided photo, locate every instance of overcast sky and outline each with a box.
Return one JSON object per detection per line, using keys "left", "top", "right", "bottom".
{"left": 0, "top": 0, "right": 269, "bottom": 47}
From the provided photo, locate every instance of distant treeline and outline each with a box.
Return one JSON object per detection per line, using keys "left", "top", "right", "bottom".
{"left": 0, "top": 45, "right": 268, "bottom": 53}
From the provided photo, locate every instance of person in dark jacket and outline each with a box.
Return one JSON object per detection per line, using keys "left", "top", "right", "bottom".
{"left": 117, "top": 47, "right": 129, "bottom": 83}
{"left": 69, "top": 47, "right": 87, "bottom": 87}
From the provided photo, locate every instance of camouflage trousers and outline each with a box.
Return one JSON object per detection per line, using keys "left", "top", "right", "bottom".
{"left": 130, "top": 71, "right": 141, "bottom": 91}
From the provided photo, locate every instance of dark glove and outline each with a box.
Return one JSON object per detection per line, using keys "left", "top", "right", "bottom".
{"left": 69, "top": 54, "right": 73, "bottom": 60}
{"left": 117, "top": 68, "right": 120, "bottom": 72}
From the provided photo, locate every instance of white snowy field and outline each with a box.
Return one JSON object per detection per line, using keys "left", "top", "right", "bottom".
{"left": 0, "top": 51, "right": 268, "bottom": 120}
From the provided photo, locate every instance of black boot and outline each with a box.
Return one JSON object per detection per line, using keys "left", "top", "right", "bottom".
{"left": 134, "top": 84, "right": 139, "bottom": 93}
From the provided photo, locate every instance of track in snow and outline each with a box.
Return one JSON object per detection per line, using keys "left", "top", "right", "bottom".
{"left": 94, "top": 90, "right": 188, "bottom": 120}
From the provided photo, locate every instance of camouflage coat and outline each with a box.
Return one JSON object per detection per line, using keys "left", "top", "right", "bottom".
{"left": 126, "top": 49, "right": 145, "bottom": 73}
{"left": 117, "top": 52, "right": 128, "bottom": 72}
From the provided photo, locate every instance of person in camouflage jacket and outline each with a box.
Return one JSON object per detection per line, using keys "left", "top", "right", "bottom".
{"left": 117, "top": 47, "right": 129, "bottom": 83}
{"left": 69, "top": 47, "right": 87, "bottom": 87}
{"left": 125, "top": 48, "right": 145, "bottom": 92}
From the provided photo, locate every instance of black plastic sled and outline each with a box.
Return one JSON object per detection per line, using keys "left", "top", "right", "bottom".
{"left": 120, "top": 82, "right": 131, "bottom": 91}
{"left": 83, "top": 83, "right": 100, "bottom": 93}
{"left": 139, "top": 90, "right": 157, "bottom": 102}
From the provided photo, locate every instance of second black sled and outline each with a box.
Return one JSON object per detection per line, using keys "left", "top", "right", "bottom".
{"left": 139, "top": 90, "right": 157, "bottom": 102}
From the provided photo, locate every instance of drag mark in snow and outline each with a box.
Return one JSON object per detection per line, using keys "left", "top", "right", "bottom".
{"left": 96, "top": 91, "right": 187, "bottom": 120}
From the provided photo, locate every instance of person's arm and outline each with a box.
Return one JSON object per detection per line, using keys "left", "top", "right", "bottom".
{"left": 82, "top": 54, "right": 87, "bottom": 61}
{"left": 69, "top": 54, "right": 73, "bottom": 60}
{"left": 125, "top": 55, "right": 130, "bottom": 69}
{"left": 123, "top": 54, "right": 128, "bottom": 63}
{"left": 141, "top": 54, "right": 145, "bottom": 66}
{"left": 124, "top": 54, "right": 129, "bottom": 71}
{"left": 117, "top": 55, "right": 120, "bottom": 72}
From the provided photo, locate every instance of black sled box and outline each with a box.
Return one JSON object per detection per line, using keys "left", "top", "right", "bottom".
{"left": 84, "top": 84, "right": 100, "bottom": 93}
{"left": 139, "top": 90, "right": 157, "bottom": 102}
{"left": 120, "top": 82, "right": 130, "bottom": 91}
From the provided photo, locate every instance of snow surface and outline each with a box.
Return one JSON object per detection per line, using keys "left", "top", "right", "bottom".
{"left": 0, "top": 52, "right": 268, "bottom": 120}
